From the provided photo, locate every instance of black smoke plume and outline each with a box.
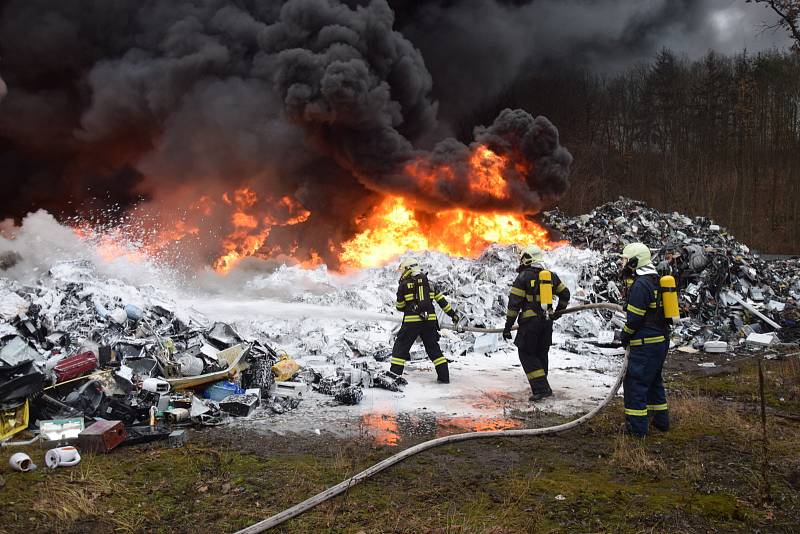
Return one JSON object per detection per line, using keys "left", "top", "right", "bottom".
{"left": 0, "top": 0, "right": 572, "bottom": 267}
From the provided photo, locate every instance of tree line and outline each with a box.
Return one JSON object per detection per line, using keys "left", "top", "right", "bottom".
{"left": 463, "top": 49, "right": 800, "bottom": 254}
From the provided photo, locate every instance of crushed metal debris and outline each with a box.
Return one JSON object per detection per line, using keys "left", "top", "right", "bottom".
{"left": 1, "top": 197, "right": 798, "bottom": 451}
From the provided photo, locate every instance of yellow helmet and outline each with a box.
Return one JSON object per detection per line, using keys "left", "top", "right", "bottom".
{"left": 398, "top": 257, "right": 421, "bottom": 276}
{"left": 621, "top": 242, "right": 652, "bottom": 269}
{"left": 520, "top": 245, "right": 544, "bottom": 266}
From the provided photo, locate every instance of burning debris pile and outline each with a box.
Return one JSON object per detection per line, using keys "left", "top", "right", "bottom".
{"left": 2, "top": 197, "right": 799, "bottom": 450}
{"left": 543, "top": 198, "right": 800, "bottom": 349}
{"left": 0, "top": 238, "right": 610, "bottom": 447}
{"left": 0, "top": 259, "right": 398, "bottom": 448}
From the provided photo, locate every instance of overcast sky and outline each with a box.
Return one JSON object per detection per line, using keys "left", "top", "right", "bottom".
{"left": 654, "top": 0, "right": 793, "bottom": 57}
{"left": 386, "top": 0, "right": 795, "bottom": 121}
{"left": 393, "top": 0, "right": 794, "bottom": 73}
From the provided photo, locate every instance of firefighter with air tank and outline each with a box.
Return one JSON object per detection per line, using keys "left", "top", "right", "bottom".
{"left": 503, "top": 245, "right": 571, "bottom": 401}
{"left": 388, "top": 257, "right": 462, "bottom": 383}
{"left": 619, "top": 242, "right": 680, "bottom": 437}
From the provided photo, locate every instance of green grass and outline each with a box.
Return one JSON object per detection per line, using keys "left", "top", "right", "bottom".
{"left": 1, "top": 357, "right": 799, "bottom": 533}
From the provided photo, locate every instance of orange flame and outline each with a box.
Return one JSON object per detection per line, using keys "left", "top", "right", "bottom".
{"left": 336, "top": 144, "right": 554, "bottom": 269}
{"left": 213, "top": 188, "right": 311, "bottom": 273}
{"left": 339, "top": 196, "right": 553, "bottom": 268}
{"left": 72, "top": 225, "right": 149, "bottom": 264}
{"left": 71, "top": 146, "right": 555, "bottom": 272}
{"left": 403, "top": 144, "right": 526, "bottom": 205}
{"left": 468, "top": 146, "right": 512, "bottom": 199}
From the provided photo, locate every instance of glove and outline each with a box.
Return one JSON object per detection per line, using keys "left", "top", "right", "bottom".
{"left": 619, "top": 331, "right": 631, "bottom": 348}
{"left": 551, "top": 309, "right": 565, "bottom": 320}
{"left": 502, "top": 328, "right": 513, "bottom": 341}
{"left": 451, "top": 313, "right": 464, "bottom": 332}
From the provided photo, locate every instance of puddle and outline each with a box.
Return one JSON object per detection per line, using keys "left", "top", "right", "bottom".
{"left": 238, "top": 347, "right": 622, "bottom": 442}
{"left": 360, "top": 410, "right": 523, "bottom": 446}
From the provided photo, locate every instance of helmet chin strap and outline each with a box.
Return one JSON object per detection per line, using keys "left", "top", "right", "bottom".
{"left": 518, "top": 261, "right": 543, "bottom": 272}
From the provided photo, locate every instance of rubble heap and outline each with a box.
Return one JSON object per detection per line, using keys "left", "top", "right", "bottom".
{"left": 1, "top": 242, "right": 611, "bottom": 446}
{"left": 0, "top": 260, "right": 386, "bottom": 447}
{"left": 2, "top": 197, "right": 798, "bottom": 449}
{"left": 543, "top": 197, "right": 800, "bottom": 347}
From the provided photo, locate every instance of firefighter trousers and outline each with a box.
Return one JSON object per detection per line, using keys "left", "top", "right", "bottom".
{"left": 515, "top": 319, "right": 553, "bottom": 394}
{"left": 623, "top": 340, "right": 669, "bottom": 436}
{"left": 389, "top": 322, "right": 449, "bottom": 382}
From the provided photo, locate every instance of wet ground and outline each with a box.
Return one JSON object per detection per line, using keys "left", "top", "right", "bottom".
{"left": 234, "top": 337, "right": 624, "bottom": 446}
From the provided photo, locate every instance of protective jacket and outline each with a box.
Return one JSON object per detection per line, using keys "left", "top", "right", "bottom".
{"left": 390, "top": 271, "right": 456, "bottom": 382}
{"left": 620, "top": 267, "right": 671, "bottom": 436}
{"left": 505, "top": 266, "right": 570, "bottom": 329}
{"left": 504, "top": 265, "right": 570, "bottom": 398}
{"left": 620, "top": 270, "right": 670, "bottom": 347}
{"left": 395, "top": 272, "right": 456, "bottom": 326}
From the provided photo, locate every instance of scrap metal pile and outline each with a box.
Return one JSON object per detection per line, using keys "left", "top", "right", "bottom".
{"left": 0, "top": 259, "right": 383, "bottom": 449}
{"left": 542, "top": 197, "right": 800, "bottom": 349}
{"left": 239, "top": 244, "right": 601, "bottom": 366}
{"left": 0, "top": 242, "right": 609, "bottom": 448}
{"left": 2, "top": 197, "right": 798, "bottom": 450}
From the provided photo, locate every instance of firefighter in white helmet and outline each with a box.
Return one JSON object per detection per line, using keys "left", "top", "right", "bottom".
{"left": 619, "top": 242, "right": 670, "bottom": 437}
{"left": 503, "top": 245, "right": 570, "bottom": 401}
{"left": 389, "top": 257, "right": 462, "bottom": 383}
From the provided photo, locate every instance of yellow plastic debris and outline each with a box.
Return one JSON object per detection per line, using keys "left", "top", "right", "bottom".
{"left": 271, "top": 351, "right": 300, "bottom": 381}
{"left": 0, "top": 399, "right": 29, "bottom": 441}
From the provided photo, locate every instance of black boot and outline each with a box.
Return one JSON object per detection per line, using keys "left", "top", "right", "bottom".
{"left": 529, "top": 389, "right": 553, "bottom": 402}
{"left": 436, "top": 363, "right": 450, "bottom": 383}
{"left": 528, "top": 378, "right": 553, "bottom": 401}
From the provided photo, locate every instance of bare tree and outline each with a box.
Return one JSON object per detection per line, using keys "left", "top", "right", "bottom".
{"left": 748, "top": 0, "right": 800, "bottom": 51}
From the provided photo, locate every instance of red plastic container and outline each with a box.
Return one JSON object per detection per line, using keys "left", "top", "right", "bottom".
{"left": 54, "top": 352, "right": 97, "bottom": 383}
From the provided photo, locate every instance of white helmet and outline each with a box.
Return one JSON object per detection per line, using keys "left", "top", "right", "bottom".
{"left": 520, "top": 245, "right": 544, "bottom": 267}
{"left": 622, "top": 242, "right": 652, "bottom": 269}
{"left": 398, "top": 257, "right": 421, "bottom": 276}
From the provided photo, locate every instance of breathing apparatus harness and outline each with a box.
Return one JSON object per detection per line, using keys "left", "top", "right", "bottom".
{"left": 402, "top": 270, "right": 435, "bottom": 321}
{"left": 621, "top": 255, "right": 680, "bottom": 329}
{"left": 517, "top": 264, "right": 557, "bottom": 320}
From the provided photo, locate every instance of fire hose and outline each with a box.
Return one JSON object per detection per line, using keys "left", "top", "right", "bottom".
{"left": 235, "top": 302, "right": 625, "bottom": 533}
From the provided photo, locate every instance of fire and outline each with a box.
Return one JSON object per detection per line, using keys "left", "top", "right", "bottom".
{"left": 468, "top": 146, "right": 512, "bottom": 199}
{"left": 70, "top": 145, "right": 556, "bottom": 272}
{"left": 213, "top": 188, "right": 311, "bottom": 273}
{"left": 72, "top": 225, "right": 149, "bottom": 264}
{"left": 339, "top": 145, "right": 554, "bottom": 268}
{"left": 403, "top": 144, "right": 526, "bottom": 204}
{"left": 337, "top": 144, "right": 555, "bottom": 269}
{"left": 209, "top": 144, "right": 553, "bottom": 273}
{"left": 339, "top": 196, "right": 553, "bottom": 268}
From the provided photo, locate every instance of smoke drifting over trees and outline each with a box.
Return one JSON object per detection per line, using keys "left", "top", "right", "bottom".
{"left": 477, "top": 49, "right": 800, "bottom": 254}
{"left": 387, "top": 0, "right": 792, "bottom": 125}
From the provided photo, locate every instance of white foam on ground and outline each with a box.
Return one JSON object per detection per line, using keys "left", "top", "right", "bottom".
{"left": 1, "top": 210, "right": 621, "bottom": 441}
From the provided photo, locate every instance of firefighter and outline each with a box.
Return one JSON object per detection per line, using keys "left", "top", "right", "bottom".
{"left": 389, "top": 257, "right": 462, "bottom": 383}
{"left": 503, "top": 245, "right": 570, "bottom": 401}
{"left": 619, "top": 242, "right": 670, "bottom": 437}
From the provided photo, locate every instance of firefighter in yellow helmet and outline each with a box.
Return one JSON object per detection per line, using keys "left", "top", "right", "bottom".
{"left": 389, "top": 257, "right": 462, "bottom": 383}
{"left": 503, "top": 245, "right": 570, "bottom": 401}
{"left": 619, "top": 242, "right": 670, "bottom": 437}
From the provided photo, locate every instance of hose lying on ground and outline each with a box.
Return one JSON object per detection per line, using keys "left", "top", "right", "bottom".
{"left": 235, "top": 303, "right": 624, "bottom": 533}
